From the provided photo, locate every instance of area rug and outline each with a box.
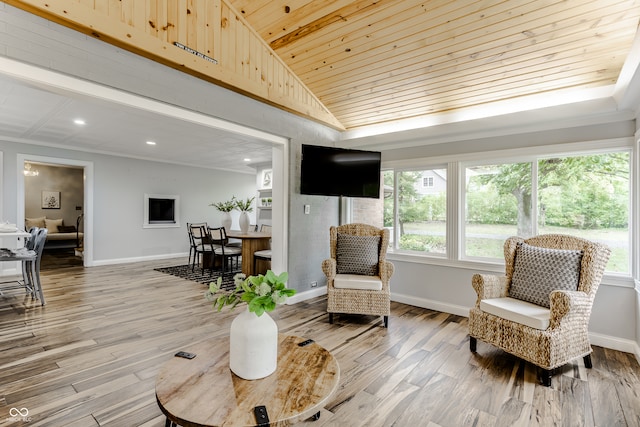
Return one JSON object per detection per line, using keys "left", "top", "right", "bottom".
{"left": 154, "top": 264, "right": 237, "bottom": 289}
{"left": 41, "top": 248, "right": 84, "bottom": 270}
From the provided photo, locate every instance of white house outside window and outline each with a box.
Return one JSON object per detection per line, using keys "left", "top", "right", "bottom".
{"left": 384, "top": 168, "right": 447, "bottom": 255}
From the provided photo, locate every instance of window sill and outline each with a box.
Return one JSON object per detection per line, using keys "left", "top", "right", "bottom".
{"left": 386, "top": 251, "right": 635, "bottom": 288}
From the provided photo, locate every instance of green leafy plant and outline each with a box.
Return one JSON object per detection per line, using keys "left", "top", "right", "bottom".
{"left": 205, "top": 270, "right": 296, "bottom": 316}
{"left": 235, "top": 196, "right": 255, "bottom": 212}
{"left": 210, "top": 197, "right": 237, "bottom": 212}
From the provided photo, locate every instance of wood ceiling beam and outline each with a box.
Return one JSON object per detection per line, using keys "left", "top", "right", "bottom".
{"left": 269, "top": 0, "right": 387, "bottom": 51}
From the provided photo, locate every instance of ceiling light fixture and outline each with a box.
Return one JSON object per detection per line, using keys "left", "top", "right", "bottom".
{"left": 23, "top": 162, "right": 39, "bottom": 177}
{"left": 243, "top": 158, "right": 251, "bottom": 162}
{"left": 146, "top": 141, "right": 157, "bottom": 145}
{"left": 73, "top": 118, "right": 86, "bottom": 125}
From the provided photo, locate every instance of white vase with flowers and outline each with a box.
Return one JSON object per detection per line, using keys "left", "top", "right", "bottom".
{"left": 234, "top": 196, "right": 254, "bottom": 234}
{"left": 210, "top": 197, "right": 236, "bottom": 231}
{"left": 205, "top": 270, "right": 296, "bottom": 380}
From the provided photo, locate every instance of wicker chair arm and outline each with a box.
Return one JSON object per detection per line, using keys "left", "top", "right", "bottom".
{"left": 471, "top": 274, "right": 509, "bottom": 307}
{"left": 379, "top": 260, "right": 394, "bottom": 291}
{"left": 548, "top": 290, "right": 592, "bottom": 329}
{"left": 322, "top": 258, "right": 336, "bottom": 281}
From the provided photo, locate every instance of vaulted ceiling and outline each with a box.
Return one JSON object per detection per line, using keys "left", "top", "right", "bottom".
{"left": 230, "top": 0, "right": 640, "bottom": 130}
{"left": 1, "top": 1, "right": 640, "bottom": 172}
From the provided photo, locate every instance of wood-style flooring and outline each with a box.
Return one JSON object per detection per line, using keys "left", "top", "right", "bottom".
{"left": 0, "top": 258, "right": 639, "bottom": 426}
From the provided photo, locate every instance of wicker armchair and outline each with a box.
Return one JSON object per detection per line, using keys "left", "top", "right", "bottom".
{"left": 469, "top": 234, "right": 611, "bottom": 386}
{"left": 322, "top": 223, "right": 394, "bottom": 328}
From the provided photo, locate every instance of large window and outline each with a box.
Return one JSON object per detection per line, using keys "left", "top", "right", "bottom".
{"left": 380, "top": 148, "right": 631, "bottom": 275}
{"left": 465, "top": 162, "right": 531, "bottom": 259}
{"left": 384, "top": 168, "right": 447, "bottom": 255}
{"left": 464, "top": 152, "right": 630, "bottom": 273}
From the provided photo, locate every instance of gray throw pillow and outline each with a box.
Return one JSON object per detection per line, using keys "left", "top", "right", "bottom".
{"left": 509, "top": 242, "right": 583, "bottom": 308}
{"left": 336, "top": 233, "right": 380, "bottom": 276}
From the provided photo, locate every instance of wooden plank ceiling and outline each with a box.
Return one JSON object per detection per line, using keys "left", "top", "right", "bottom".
{"left": 230, "top": 0, "right": 640, "bottom": 130}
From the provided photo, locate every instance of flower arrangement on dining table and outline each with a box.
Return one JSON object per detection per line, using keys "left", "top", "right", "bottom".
{"left": 210, "top": 196, "right": 237, "bottom": 212}
{"left": 205, "top": 270, "right": 296, "bottom": 317}
{"left": 234, "top": 196, "right": 255, "bottom": 212}
{"left": 210, "top": 196, "right": 255, "bottom": 212}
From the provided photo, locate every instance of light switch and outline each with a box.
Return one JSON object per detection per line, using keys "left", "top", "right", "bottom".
{"left": 304, "top": 204, "right": 310, "bottom": 214}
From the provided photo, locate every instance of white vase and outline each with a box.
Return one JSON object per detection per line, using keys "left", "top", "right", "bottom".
{"left": 229, "top": 308, "right": 278, "bottom": 380}
{"left": 239, "top": 211, "right": 250, "bottom": 233}
{"left": 221, "top": 211, "right": 232, "bottom": 231}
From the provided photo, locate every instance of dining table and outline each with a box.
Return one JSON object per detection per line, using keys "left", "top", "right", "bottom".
{"left": 225, "top": 229, "right": 271, "bottom": 276}
{"left": 0, "top": 229, "right": 31, "bottom": 271}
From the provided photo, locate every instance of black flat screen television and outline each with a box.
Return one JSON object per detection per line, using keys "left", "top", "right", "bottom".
{"left": 300, "top": 145, "right": 381, "bottom": 198}
{"left": 148, "top": 198, "right": 176, "bottom": 223}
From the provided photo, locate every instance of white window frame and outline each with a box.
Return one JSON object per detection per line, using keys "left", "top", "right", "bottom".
{"left": 386, "top": 165, "right": 448, "bottom": 257}
{"left": 381, "top": 137, "right": 635, "bottom": 286}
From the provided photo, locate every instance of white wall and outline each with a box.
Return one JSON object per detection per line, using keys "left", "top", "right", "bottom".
{"left": 636, "top": 121, "right": 640, "bottom": 357}
{"left": 0, "top": 139, "right": 255, "bottom": 263}
{"left": 636, "top": 286, "right": 640, "bottom": 356}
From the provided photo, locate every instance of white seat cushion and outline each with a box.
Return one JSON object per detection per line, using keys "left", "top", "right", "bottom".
{"left": 334, "top": 274, "right": 382, "bottom": 291}
{"left": 480, "top": 297, "right": 550, "bottom": 330}
{"left": 254, "top": 249, "right": 271, "bottom": 258}
{"left": 197, "top": 244, "right": 222, "bottom": 251}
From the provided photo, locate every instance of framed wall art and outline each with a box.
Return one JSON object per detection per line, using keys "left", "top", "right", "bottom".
{"left": 261, "top": 169, "right": 272, "bottom": 189}
{"left": 42, "top": 191, "right": 61, "bottom": 209}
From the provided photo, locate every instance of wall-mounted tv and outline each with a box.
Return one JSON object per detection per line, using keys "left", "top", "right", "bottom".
{"left": 148, "top": 198, "right": 175, "bottom": 223}
{"left": 144, "top": 193, "right": 180, "bottom": 228}
{"left": 300, "top": 145, "right": 381, "bottom": 199}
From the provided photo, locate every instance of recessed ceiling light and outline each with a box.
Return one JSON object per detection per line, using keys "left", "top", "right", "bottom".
{"left": 146, "top": 141, "right": 156, "bottom": 145}
{"left": 73, "top": 119, "right": 86, "bottom": 125}
{"left": 244, "top": 158, "right": 251, "bottom": 162}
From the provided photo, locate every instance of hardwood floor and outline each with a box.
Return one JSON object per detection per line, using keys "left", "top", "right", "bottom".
{"left": 0, "top": 258, "right": 639, "bottom": 426}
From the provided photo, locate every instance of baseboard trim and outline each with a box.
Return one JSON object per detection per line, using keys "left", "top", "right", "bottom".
{"left": 92, "top": 252, "right": 188, "bottom": 266}
{"left": 390, "top": 291, "right": 640, "bottom": 355}
{"left": 391, "top": 291, "right": 469, "bottom": 317}
{"left": 589, "top": 332, "right": 640, "bottom": 355}
{"left": 287, "top": 286, "right": 327, "bottom": 304}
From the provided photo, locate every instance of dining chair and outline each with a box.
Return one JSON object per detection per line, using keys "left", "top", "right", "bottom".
{"left": 189, "top": 224, "right": 219, "bottom": 274}
{"left": 253, "top": 224, "right": 272, "bottom": 275}
{"left": 26, "top": 228, "right": 48, "bottom": 304}
{"left": 21, "top": 227, "right": 40, "bottom": 297}
{"left": 186, "top": 222, "right": 208, "bottom": 269}
{"left": 208, "top": 227, "right": 242, "bottom": 276}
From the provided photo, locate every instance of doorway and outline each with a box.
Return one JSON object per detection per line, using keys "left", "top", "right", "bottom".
{"left": 17, "top": 154, "right": 94, "bottom": 267}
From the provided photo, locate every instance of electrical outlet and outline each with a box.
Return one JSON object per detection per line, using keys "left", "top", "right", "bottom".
{"left": 310, "top": 281, "right": 317, "bottom": 288}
